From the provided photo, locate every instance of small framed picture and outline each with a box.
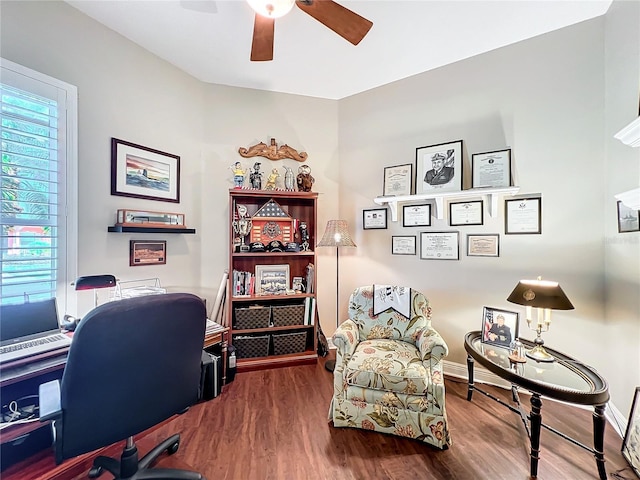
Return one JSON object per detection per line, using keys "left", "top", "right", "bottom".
{"left": 617, "top": 201, "right": 640, "bottom": 233}
{"left": 129, "top": 240, "right": 167, "bottom": 266}
{"left": 420, "top": 231, "right": 459, "bottom": 260}
{"left": 481, "top": 307, "right": 519, "bottom": 348}
{"left": 415, "top": 140, "right": 463, "bottom": 195}
{"left": 292, "top": 276, "right": 305, "bottom": 293}
{"left": 363, "top": 208, "right": 388, "bottom": 230}
{"left": 471, "top": 148, "right": 512, "bottom": 188}
{"left": 255, "top": 264, "right": 290, "bottom": 295}
{"left": 392, "top": 236, "right": 417, "bottom": 255}
{"left": 402, "top": 204, "right": 431, "bottom": 227}
{"left": 449, "top": 200, "right": 484, "bottom": 226}
{"left": 383, "top": 164, "right": 413, "bottom": 196}
{"left": 505, "top": 196, "right": 542, "bottom": 235}
{"left": 467, "top": 234, "right": 500, "bottom": 257}
{"left": 622, "top": 387, "right": 640, "bottom": 477}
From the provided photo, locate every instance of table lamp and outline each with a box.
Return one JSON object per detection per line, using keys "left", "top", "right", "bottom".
{"left": 507, "top": 276, "right": 574, "bottom": 362}
{"left": 317, "top": 220, "right": 356, "bottom": 372}
{"left": 74, "top": 274, "right": 117, "bottom": 308}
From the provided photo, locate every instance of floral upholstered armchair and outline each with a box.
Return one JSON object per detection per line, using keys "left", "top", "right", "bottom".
{"left": 328, "top": 285, "right": 451, "bottom": 449}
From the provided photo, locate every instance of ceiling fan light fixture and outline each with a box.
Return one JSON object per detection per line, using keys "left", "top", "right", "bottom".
{"left": 247, "top": 0, "right": 295, "bottom": 18}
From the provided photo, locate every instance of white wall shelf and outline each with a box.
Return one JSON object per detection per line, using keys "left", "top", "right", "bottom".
{"left": 374, "top": 186, "right": 521, "bottom": 221}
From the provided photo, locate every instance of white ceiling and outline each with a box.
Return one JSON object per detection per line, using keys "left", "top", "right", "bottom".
{"left": 65, "top": 0, "right": 612, "bottom": 100}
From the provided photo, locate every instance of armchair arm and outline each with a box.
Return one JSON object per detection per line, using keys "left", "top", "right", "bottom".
{"left": 416, "top": 327, "right": 449, "bottom": 363}
{"left": 39, "top": 379, "right": 62, "bottom": 422}
{"left": 332, "top": 319, "right": 359, "bottom": 357}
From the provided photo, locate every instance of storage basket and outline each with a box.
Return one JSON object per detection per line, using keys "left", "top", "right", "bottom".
{"left": 272, "top": 331, "right": 308, "bottom": 356}
{"left": 234, "top": 305, "right": 271, "bottom": 330}
{"left": 233, "top": 335, "right": 270, "bottom": 359}
{"left": 271, "top": 304, "right": 305, "bottom": 327}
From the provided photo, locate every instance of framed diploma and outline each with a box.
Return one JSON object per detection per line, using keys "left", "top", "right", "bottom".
{"left": 420, "top": 231, "right": 459, "bottom": 260}
{"left": 505, "top": 196, "right": 542, "bottom": 234}
{"left": 383, "top": 164, "right": 413, "bottom": 196}
{"left": 392, "top": 236, "right": 417, "bottom": 255}
{"left": 449, "top": 200, "right": 483, "bottom": 226}
{"left": 402, "top": 204, "right": 431, "bottom": 227}
{"left": 363, "top": 208, "right": 388, "bottom": 230}
{"left": 467, "top": 234, "right": 500, "bottom": 257}
{"left": 471, "top": 148, "right": 512, "bottom": 188}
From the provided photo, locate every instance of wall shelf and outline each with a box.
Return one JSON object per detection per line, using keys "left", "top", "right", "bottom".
{"left": 107, "top": 225, "right": 196, "bottom": 234}
{"left": 374, "top": 186, "right": 520, "bottom": 221}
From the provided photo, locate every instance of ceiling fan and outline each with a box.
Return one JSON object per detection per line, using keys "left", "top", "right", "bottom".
{"left": 248, "top": 0, "right": 373, "bottom": 61}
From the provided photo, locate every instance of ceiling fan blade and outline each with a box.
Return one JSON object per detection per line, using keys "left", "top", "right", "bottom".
{"left": 295, "top": 0, "right": 373, "bottom": 46}
{"left": 251, "top": 14, "right": 274, "bottom": 61}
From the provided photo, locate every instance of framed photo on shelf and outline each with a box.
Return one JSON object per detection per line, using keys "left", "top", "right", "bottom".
{"left": 481, "top": 306, "right": 519, "bottom": 348}
{"left": 420, "top": 231, "right": 459, "bottom": 260}
{"left": 617, "top": 201, "right": 640, "bottom": 233}
{"left": 449, "top": 200, "right": 484, "bottom": 226}
{"left": 402, "top": 204, "right": 431, "bottom": 227}
{"left": 383, "top": 164, "right": 413, "bottom": 196}
{"left": 415, "top": 140, "right": 463, "bottom": 195}
{"left": 505, "top": 196, "right": 542, "bottom": 235}
{"left": 129, "top": 240, "right": 167, "bottom": 266}
{"left": 622, "top": 387, "right": 640, "bottom": 477}
{"left": 467, "top": 234, "right": 500, "bottom": 257}
{"left": 255, "top": 264, "right": 290, "bottom": 295}
{"left": 392, "top": 236, "right": 417, "bottom": 255}
{"left": 363, "top": 208, "right": 388, "bottom": 230}
{"left": 471, "top": 148, "right": 512, "bottom": 188}
{"left": 111, "top": 138, "right": 181, "bottom": 203}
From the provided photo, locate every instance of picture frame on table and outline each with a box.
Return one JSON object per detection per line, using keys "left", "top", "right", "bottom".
{"left": 415, "top": 140, "right": 463, "bottom": 195}
{"left": 419, "top": 231, "right": 459, "bottom": 260}
{"left": 505, "top": 196, "right": 542, "bottom": 235}
{"left": 383, "top": 164, "right": 413, "bottom": 196}
{"left": 402, "top": 204, "right": 431, "bottom": 227}
{"left": 617, "top": 201, "right": 640, "bottom": 233}
{"left": 363, "top": 208, "right": 388, "bottom": 230}
{"left": 622, "top": 387, "right": 640, "bottom": 477}
{"left": 467, "top": 234, "right": 500, "bottom": 257}
{"left": 392, "top": 236, "right": 417, "bottom": 255}
{"left": 481, "top": 306, "right": 519, "bottom": 348}
{"left": 471, "top": 148, "right": 512, "bottom": 188}
{"left": 111, "top": 138, "right": 181, "bottom": 203}
{"left": 255, "top": 264, "right": 290, "bottom": 295}
{"left": 449, "top": 200, "right": 484, "bottom": 226}
{"left": 129, "top": 240, "right": 167, "bottom": 266}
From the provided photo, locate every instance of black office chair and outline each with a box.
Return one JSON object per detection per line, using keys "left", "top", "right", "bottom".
{"left": 39, "top": 293, "right": 207, "bottom": 479}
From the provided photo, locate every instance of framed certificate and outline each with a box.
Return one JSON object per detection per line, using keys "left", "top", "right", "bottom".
{"left": 467, "top": 234, "right": 500, "bottom": 257}
{"left": 392, "top": 236, "right": 417, "bottom": 255}
{"left": 383, "top": 164, "right": 413, "bottom": 196}
{"left": 449, "top": 200, "right": 483, "bottom": 226}
{"left": 505, "top": 197, "right": 542, "bottom": 234}
{"left": 471, "top": 148, "right": 512, "bottom": 188}
{"left": 363, "top": 208, "right": 388, "bottom": 230}
{"left": 420, "top": 231, "right": 459, "bottom": 260}
{"left": 402, "top": 204, "right": 431, "bottom": 227}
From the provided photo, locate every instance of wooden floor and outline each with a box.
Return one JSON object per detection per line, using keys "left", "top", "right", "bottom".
{"left": 5, "top": 354, "right": 637, "bottom": 480}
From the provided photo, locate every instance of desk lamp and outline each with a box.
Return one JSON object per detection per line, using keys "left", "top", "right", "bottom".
{"left": 74, "top": 274, "right": 117, "bottom": 308}
{"left": 317, "top": 220, "right": 356, "bottom": 373}
{"left": 507, "top": 276, "right": 574, "bottom": 362}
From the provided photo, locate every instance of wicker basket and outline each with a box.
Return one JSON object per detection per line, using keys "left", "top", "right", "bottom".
{"left": 272, "top": 331, "right": 308, "bottom": 356}
{"left": 271, "top": 304, "right": 305, "bottom": 327}
{"left": 233, "top": 335, "right": 270, "bottom": 359}
{"left": 234, "top": 305, "right": 271, "bottom": 330}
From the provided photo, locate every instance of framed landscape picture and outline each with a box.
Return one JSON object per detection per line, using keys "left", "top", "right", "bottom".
{"left": 415, "top": 140, "right": 463, "bottom": 195}
{"left": 129, "top": 240, "right": 167, "bottom": 266}
{"left": 255, "top": 264, "right": 290, "bottom": 295}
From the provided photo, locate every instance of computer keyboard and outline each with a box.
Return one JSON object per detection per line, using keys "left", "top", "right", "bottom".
{"left": 0, "top": 334, "right": 67, "bottom": 354}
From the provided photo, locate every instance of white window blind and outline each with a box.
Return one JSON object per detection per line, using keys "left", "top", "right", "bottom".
{"left": 1, "top": 58, "right": 77, "bottom": 315}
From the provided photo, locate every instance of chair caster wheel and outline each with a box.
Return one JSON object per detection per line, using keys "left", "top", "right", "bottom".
{"left": 88, "top": 466, "right": 103, "bottom": 478}
{"left": 168, "top": 439, "right": 180, "bottom": 455}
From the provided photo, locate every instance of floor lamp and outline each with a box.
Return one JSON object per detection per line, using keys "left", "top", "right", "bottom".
{"left": 317, "top": 220, "right": 356, "bottom": 373}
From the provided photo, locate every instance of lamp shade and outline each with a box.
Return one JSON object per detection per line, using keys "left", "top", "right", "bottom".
{"left": 317, "top": 220, "right": 356, "bottom": 248}
{"left": 507, "top": 278, "right": 574, "bottom": 310}
{"left": 247, "top": 0, "right": 295, "bottom": 18}
{"left": 74, "top": 275, "right": 116, "bottom": 291}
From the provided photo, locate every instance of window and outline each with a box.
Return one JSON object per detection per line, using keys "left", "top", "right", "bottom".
{"left": 1, "top": 58, "right": 77, "bottom": 316}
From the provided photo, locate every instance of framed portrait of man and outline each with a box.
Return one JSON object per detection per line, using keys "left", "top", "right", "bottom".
{"left": 415, "top": 140, "right": 463, "bottom": 195}
{"left": 481, "top": 306, "right": 519, "bottom": 348}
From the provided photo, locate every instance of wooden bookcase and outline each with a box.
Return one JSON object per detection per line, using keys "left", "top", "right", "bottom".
{"left": 227, "top": 189, "right": 318, "bottom": 371}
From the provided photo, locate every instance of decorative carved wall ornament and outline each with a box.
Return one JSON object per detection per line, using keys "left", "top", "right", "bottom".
{"left": 238, "top": 138, "right": 308, "bottom": 162}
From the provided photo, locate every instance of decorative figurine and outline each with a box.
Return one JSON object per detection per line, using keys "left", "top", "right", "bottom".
{"left": 250, "top": 162, "right": 263, "bottom": 189}
{"left": 265, "top": 168, "right": 280, "bottom": 190}
{"left": 296, "top": 164, "right": 314, "bottom": 192}
{"left": 299, "top": 221, "right": 310, "bottom": 252}
{"left": 230, "top": 161, "right": 246, "bottom": 188}
{"left": 238, "top": 138, "right": 308, "bottom": 162}
{"left": 283, "top": 166, "right": 295, "bottom": 191}
{"left": 232, "top": 204, "right": 252, "bottom": 252}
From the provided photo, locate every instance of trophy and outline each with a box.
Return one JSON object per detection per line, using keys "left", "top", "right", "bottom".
{"left": 232, "top": 204, "right": 252, "bottom": 252}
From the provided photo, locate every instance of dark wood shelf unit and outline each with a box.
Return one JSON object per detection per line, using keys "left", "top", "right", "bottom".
{"left": 107, "top": 225, "right": 196, "bottom": 234}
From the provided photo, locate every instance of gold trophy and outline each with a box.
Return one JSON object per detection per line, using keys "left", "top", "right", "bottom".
{"left": 232, "top": 204, "right": 252, "bottom": 253}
